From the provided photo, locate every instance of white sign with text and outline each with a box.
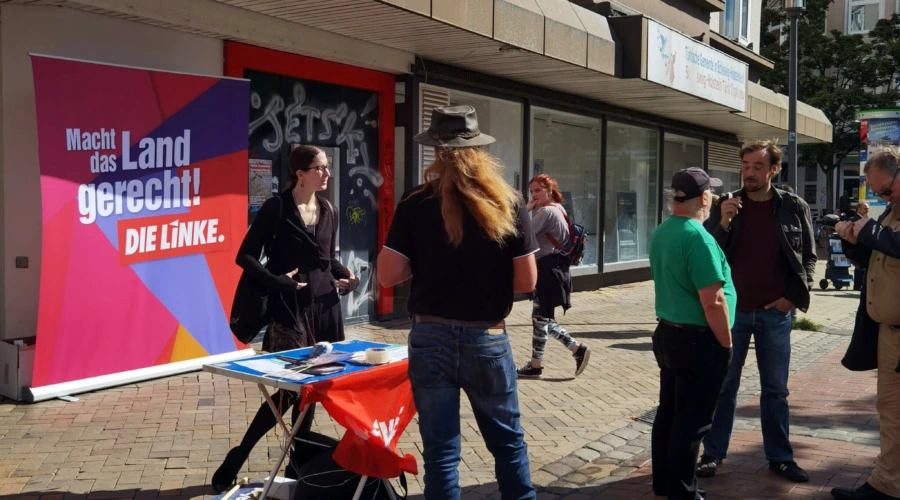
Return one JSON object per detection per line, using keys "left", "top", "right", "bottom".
{"left": 646, "top": 20, "right": 748, "bottom": 112}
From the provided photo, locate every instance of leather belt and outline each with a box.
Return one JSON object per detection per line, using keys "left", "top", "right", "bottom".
{"left": 659, "top": 319, "right": 709, "bottom": 332}
{"left": 414, "top": 314, "right": 505, "bottom": 329}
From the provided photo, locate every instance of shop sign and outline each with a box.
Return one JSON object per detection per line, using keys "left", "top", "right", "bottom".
{"left": 646, "top": 20, "right": 748, "bottom": 112}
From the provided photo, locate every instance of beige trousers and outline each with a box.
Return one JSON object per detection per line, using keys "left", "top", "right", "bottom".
{"left": 870, "top": 323, "right": 900, "bottom": 496}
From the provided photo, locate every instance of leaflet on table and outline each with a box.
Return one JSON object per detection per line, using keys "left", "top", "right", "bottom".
{"left": 265, "top": 369, "right": 313, "bottom": 382}
{"left": 235, "top": 358, "right": 293, "bottom": 373}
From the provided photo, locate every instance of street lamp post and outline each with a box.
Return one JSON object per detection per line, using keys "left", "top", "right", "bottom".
{"left": 785, "top": 0, "right": 805, "bottom": 193}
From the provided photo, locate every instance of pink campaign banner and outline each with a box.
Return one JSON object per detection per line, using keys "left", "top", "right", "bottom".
{"left": 30, "top": 55, "right": 250, "bottom": 388}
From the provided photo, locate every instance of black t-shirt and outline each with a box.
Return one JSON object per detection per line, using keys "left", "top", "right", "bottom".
{"left": 384, "top": 185, "right": 539, "bottom": 321}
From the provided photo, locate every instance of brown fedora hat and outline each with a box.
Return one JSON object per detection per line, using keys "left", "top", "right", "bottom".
{"left": 413, "top": 105, "right": 496, "bottom": 148}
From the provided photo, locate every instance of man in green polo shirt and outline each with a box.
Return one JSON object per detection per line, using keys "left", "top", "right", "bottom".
{"left": 649, "top": 167, "right": 735, "bottom": 500}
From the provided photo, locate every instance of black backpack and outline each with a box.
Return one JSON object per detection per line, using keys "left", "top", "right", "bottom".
{"left": 228, "top": 195, "right": 285, "bottom": 344}
{"left": 292, "top": 448, "right": 407, "bottom": 500}
{"left": 545, "top": 205, "right": 587, "bottom": 266}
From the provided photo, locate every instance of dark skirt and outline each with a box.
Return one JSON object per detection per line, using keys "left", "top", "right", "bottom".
{"left": 535, "top": 254, "right": 572, "bottom": 312}
{"left": 263, "top": 290, "right": 345, "bottom": 353}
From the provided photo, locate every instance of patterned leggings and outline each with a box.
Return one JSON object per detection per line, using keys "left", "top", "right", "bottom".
{"left": 531, "top": 296, "right": 577, "bottom": 363}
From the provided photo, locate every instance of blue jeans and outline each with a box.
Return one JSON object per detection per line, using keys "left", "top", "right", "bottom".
{"left": 407, "top": 322, "right": 535, "bottom": 500}
{"left": 702, "top": 308, "right": 794, "bottom": 462}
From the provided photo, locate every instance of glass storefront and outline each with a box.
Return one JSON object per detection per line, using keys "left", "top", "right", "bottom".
{"left": 421, "top": 84, "right": 524, "bottom": 189}
{"left": 605, "top": 122, "right": 659, "bottom": 264}
{"left": 662, "top": 133, "right": 705, "bottom": 219}
{"left": 710, "top": 168, "right": 742, "bottom": 194}
{"left": 531, "top": 107, "right": 601, "bottom": 267}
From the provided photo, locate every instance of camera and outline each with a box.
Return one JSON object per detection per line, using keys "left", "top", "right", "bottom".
{"left": 819, "top": 212, "right": 862, "bottom": 227}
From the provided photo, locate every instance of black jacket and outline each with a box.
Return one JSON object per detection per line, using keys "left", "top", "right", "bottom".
{"left": 704, "top": 188, "right": 817, "bottom": 312}
{"left": 841, "top": 204, "right": 900, "bottom": 372}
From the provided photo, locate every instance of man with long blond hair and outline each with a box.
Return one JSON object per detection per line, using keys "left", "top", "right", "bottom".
{"left": 378, "top": 105, "right": 538, "bottom": 499}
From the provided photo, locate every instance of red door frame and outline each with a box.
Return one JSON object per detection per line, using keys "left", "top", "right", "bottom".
{"left": 225, "top": 42, "right": 395, "bottom": 316}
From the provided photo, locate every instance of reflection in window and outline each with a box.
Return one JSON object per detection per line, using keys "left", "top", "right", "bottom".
{"left": 723, "top": 0, "right": 751, "bottom": 43}
{"left": 848, "top": 0, "right": 883, "bottom": 34}
{"left": 709, "top": 168, "right": 742, "bottom": 195}
{"left": 531, "top": 107, "right": 601, "bottom": 267}
{"left": 605, "top": 122, "right": 659, "bottom": 264}
{"left": 420, "top": 84, "right": 524, "bottom": 189}
{"left": 662, "top": 134, "right": 704, "bottom": 220}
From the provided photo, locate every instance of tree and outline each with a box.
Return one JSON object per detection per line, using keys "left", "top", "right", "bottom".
{"left": 760, "top": 0, "right": 899, "bottom": 211}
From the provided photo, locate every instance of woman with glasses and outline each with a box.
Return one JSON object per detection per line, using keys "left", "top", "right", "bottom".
{"left": 212, "top": 145, "right": 358, "bottom": 492}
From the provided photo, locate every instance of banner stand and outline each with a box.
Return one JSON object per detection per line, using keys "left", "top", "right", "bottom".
{"left": 25, "top": 348, "right": 255, "bottom": 403}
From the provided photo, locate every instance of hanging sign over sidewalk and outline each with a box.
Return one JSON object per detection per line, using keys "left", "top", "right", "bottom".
{"left": 30, "top": 55, "right": 250, "bottom": 390}
{"left": 646, "top": 20, "right": 748, "bottom": 112}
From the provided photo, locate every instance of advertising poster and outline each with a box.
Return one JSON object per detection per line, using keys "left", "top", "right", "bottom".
{"left": 616, "top": 191, "right": 638, "bottom": 262}
{"left": 248, "top": 158, "right": 272, "bottom": 212}
{"left": 859, "top": 116, "right": 900, "bottom": 208}
{"left": 30, "top": 55, "right": 250, "bottom": 388}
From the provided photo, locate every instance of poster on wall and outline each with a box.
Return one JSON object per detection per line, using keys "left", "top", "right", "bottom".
{"left": 859, "top": 116, "right": 900, "bottom": 207}
{"left": 616, "top": 191, "right": 638, "bottom": 262}
{"left": 29, "top": 55, "right": 251, "bottom": 392}
{"left": 248, "top": 159, "right": 273, "bottom": 211}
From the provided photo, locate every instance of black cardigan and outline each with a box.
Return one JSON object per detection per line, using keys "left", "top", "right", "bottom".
{"left": 236, "top": 193, "right": 351, "bottom": 326}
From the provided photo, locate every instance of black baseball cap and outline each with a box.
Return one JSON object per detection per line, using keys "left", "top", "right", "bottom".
{"left": 672, "top": 167, "right": 722, "bottom": 202}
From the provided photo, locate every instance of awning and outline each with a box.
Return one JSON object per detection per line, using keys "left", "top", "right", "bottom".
{"left": 41, "top": 0, "right": 831, "bottom": 143}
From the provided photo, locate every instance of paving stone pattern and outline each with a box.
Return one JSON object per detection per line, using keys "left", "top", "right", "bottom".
{"left": 0, "top": 265, "right": 869, "bottom": 499}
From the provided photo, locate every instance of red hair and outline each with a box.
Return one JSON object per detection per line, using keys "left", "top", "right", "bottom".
{"left": 529, "top": 174, "right": 563, "bottom": 203}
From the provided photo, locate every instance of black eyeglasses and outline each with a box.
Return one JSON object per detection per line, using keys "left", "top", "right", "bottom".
{"left": 872, "top": 169, "right": 900, "bottom": 198}
{"left": 305, "top": 165, "right": 331, "bottom": 174}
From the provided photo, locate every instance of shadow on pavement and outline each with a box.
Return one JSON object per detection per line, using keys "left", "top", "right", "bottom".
{"left": 607, "top": 342, "right": 654, "bottom": 352}
{"left": 576, "top": 330, "right": 654, "bottom": 341}
{"left": 0, "top": 485, "right": 213, "bottom": 500}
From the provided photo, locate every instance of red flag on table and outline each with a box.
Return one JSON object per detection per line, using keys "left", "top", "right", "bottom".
{"left": 300, "top": 360, "right": 418, "bottom": 478}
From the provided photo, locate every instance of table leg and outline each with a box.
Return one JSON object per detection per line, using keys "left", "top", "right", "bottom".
{"left": 258, "top": 384, "right": 290, "bottom": 435}
{"left": 352, "top": 475, "right": 367, "bottom": 500}
{"left": 384, "top": 478, "right": 398, "bottom": 500}
{"left": 259, "top": 403, "right": 308, "bottom": 500}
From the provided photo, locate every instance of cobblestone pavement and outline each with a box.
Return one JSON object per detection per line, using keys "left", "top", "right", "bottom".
{"left": 0, "top": 264, "right": 869, "bottom": 499}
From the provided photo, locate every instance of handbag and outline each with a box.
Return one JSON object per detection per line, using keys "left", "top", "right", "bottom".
{"left": 229, "top": 196, "right": 285, "bottom": 344}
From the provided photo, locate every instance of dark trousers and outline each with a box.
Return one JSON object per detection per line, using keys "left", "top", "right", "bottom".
{"left": 651, "top": 322, "right": 731, "bottom": 499}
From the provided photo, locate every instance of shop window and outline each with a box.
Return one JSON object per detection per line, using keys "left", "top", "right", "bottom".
{"left": 531, "top": 107, "right": 601, "bottom": 268}
{"left": 419, "top": 84, "right": 523, "bottom": 189}
{"left": 709, "top": 168, "right": 742, "bottom": 195}
{"left": 847, "top": 0, "right": 883, "bottom": 34}
{"left": 605, "top": 122, "right": 660, "bottom": 265}
{"left": 662, "top": 133, "right": 704, "bottom": 220}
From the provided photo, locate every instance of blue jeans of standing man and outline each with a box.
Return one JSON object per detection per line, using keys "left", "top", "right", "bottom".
{"left": 702, "top": 308, "right": 794, "bottom": 462}
{"left": 407, "top": 322, "right": 536, "bottom": 500}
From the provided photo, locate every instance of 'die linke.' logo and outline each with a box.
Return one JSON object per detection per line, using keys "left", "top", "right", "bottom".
{"left": 68, "top": 128, "right": 225, "bottom": 259}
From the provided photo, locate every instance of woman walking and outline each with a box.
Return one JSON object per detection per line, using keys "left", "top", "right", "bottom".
{"left": 516, "top": 174, "right": 590, "bottom": 379}
{"left": 212, "top": 145, "right": 358, "bottom": 492}
{"left": 378, "top": 105, "right": 539, "bottom": 499}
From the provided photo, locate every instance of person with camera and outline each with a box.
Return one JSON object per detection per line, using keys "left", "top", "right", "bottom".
{"left": 649, "top": 167, "right": 734, "bottom": 500}
{"left": 697, "top": 140, "right": 816, "bottom": 483}
{"left": 831, "top": 147, "right": 900, "bottom": 500}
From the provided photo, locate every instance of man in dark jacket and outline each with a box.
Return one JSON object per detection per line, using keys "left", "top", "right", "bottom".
{"left": 831, "top": 147, "right": 900, "bottom": 500}
{"left": 697, "top": 140, "right": 816, "bottom": 483}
